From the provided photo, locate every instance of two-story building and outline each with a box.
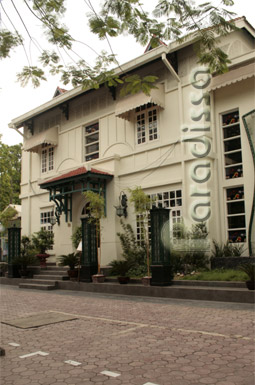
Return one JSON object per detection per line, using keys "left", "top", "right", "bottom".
{"left": 9, "top": 17, "right": 255, "bottom": 265}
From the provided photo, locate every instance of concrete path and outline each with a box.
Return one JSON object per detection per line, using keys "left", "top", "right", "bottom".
{"left": 0, "top": 286, "right": 254, "bottom": 385}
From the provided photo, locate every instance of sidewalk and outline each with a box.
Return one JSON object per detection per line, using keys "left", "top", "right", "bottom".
{"left": 1, "top": 286, "right": 254, "bottom": 385}
{"left": 0, "top": 276, "right": 254, "bottom": 303}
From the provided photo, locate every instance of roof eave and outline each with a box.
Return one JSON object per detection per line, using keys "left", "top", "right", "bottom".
{"left": 9, "top": 45, "right": 169, "bottom": 129}
{"left": 8, "top": 17, "right": 255, "bottom": 128}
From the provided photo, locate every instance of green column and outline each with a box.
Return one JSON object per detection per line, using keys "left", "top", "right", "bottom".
{"left": 150, "top": 208, "right": 173, "bottom": 286}
{"left": 80, "top": 218, "right": 98, "bottom": 282}
{"left": 8, "top": 226, "right": 21, "bottom": 278}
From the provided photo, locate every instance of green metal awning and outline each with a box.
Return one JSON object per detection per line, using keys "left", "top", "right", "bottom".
{"left": 39, "top": 167, "right": 113, "bottom": 223}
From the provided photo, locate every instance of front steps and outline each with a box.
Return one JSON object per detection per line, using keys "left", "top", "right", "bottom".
{"left": 19, "top": 266, "right": 69, "bottom": 290}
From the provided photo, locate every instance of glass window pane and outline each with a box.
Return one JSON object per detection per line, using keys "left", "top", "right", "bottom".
{"left": 224, "top": 151, "right": 242, "bottom": 166}
{"left": 85, "top": 123, "right": 99, "bottom": 134}
{"left": 225, "top": 165, "right": 243, "bottom": 179}
{"left": 223, "top": 125, "right": 240, "bottom": 139}
{"left": 228, "top": 230, "right": 246, "bottom": 243}
{"left": 86, "top": 133, "right": 99, "bottom": 143}
{"left": 222, "top": 111, "right": 239, "bottom": 126}
{"left": 224, "top": 138, "right": 241, "bottom": 152}
{"left": 227, "top": 201, "right": 245, "bottom": 215}
{"left": 226, "top": 187, "right": 244, "bottom": 201}
{"left": 86, "top": 143, "right": 99, "bottom": 154}
{"left": 227, "top": 215, "right": 246, "bottom": 229}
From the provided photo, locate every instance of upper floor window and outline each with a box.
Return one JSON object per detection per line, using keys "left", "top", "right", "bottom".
{"left": 85, "top": 122, "right": 99, "bottom": 161}
{"left": 222, "top": 110, "right": 243, "bottom": 179}
{"left": 41, "top": 144, "right": 54, "bottom": 173}
{"left": 136, "top": 103, "right": 158, "bottom": 145}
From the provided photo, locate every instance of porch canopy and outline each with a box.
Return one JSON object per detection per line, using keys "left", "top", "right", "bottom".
{"left": 39, "top": 166, "right": 113, "bottom": 223}
{"left": 23, "top": 126, "right": 58, "bottom": 153}
{"left": 115, "top": 83, "right": 165, "bottom": 120}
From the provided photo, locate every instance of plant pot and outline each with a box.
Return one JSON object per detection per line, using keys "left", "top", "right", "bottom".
{"left": 36, "top": 253, "right": 50, "bottom": 268}
{"left": 245, "top": 280, "right": 255, "bottom": 290}
{"left": 118, "top": 276, "right": 130, "bottom": 284}
{"left": 68, "top": 269, "right": 78, "bottom": 281}
{"left": 19, "top": 269, "right": 29, "bottom": 278}
{"left": 92, "top": 274, "right": 105, "bottom": 283}
{"left": 141, "top": 276, "right": 151, "bottom": 286}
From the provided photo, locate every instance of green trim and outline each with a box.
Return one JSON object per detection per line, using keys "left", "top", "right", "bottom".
{"left": 242, "top": 110, "right": 255, "bottom": 256}
{"left": 41, "top": 171, "right": 112, "bottom": 223}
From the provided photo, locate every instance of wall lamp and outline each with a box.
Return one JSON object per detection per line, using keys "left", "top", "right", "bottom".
{"left": 115, "top": 191, "right": 128, "bottom": 218}
{"left": 49, "top": 216, "right": 57, "bottom": 226}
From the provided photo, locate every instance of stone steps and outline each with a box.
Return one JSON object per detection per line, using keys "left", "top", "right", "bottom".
{"left": 18, "top": 265, "right": 69, "bottom": 290}
{"left": 19, "top": 279, "right": 59, "bottom": 285}
{"left": 38, "top": 270, "right": 67, "bottom": 275}
{"left": 33, "top": 274, "right": 68, "bottom": 280}
{"left": 19, "top": 283, "right": 57, "bottom": 290}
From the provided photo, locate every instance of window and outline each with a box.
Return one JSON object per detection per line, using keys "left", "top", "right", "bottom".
{"left": 40, "top": 210, "right": 54, "bottom": 232}
{"left": 222, "top": 110, "right": 243, "bottom": 179}
{"left": 136, "top": 103, "right": 158, "bottom": 144}
{"left": 85, "top": 122, "right": 99, "bottom": 161}
{"left": 41, "top": 144, "right": 54, "bottom": 173}
{"left": 136, "top": 189, "right": 182, "bottom": 243}
{"left": 226, "top": 186, "right": 246, "bottom": 243}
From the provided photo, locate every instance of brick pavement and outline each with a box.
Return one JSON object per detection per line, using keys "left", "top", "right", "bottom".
{"left": 0, "top": 286, "right": 254, "bottom": 385}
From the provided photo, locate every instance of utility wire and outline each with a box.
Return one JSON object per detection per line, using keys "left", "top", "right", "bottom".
{"left": 0, "top": 1, "right": 31, "bottom": 66}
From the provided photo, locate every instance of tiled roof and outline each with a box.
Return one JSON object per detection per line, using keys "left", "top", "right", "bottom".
{"left": 40, "top": 167, "right": 112, "bottom": 185}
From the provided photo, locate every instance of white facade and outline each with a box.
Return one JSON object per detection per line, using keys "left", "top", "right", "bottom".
{"left": 9, "top": 17, "right": 255, "bottom": 264}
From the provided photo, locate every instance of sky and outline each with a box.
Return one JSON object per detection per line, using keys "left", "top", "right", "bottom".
{"left": 0, "top": 0, "right": 254, "bottom": 146}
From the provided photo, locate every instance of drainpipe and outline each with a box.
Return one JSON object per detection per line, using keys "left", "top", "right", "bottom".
{"left": 161, "top": 53, "right": 187, "bottom": 222}
{"left": 161, "top": 53, "right": 183, "bottom": 123}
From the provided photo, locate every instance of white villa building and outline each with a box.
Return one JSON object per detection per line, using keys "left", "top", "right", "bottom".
{"left": 9, "top": 17, "right": 255, "bottom": 265}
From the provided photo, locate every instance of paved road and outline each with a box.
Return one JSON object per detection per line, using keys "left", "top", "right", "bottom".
{"left": 0, "top": 286, "right": 254, "bottom": 385}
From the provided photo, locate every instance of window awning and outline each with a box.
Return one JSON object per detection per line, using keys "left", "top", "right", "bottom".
{"left": 115, "top": 83, "right": 165, "bottom": 120}
{"left": 23, "top": 126, "right": 58, "bottom": 153}
{"left": 208, "top": 63, "right": 255, "bottom": 91}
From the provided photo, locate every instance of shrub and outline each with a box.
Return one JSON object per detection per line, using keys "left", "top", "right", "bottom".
{"left": 109, "top": 260, "right": 130, "bottom": 277}
{"left": 181, "top": 269, "right": 248, "bottom": 282}
{"left": 71, "top": 226, "right": 82, "bottom": 249}
{"left": 183, "top": 252, "right": 209, "bottom": 272}
{"left": 58, "top": 253, "right": 79, "bottom": 270}
{"left": 211, "top": 240, "right": 245, "bottom": 258}
{"left": 239, "top": 263, "right": 255, "bottom": 282}
{"left": 31, "top": 229, "right": 54, "bottom": 253}
{"left": 117, "top": 220, "right": 147, "bottom": 271}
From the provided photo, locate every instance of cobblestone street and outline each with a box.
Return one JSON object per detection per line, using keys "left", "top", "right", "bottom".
{"left": 0, "top": 286, "right": 254, "bottom": 385}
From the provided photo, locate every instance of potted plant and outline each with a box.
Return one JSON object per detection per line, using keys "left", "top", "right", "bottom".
{"left": 58, "top": 253, "right": 79, "bottom": 280}
{"left": 31, "top": 229, "right": 54, "bottom": 267}
{"left": 129, "top": 187, "right": 152, "bottom": 286}
{"left": 109, "top": 259, "right": 130, "bottom": 284}
{"left": 13, "top": 253, "right": 38, "bottom": 278}
{"left": 12, "top": 236, "right": 38, "bottom": 277}
{"left": 239, "top": 263, "right": 255, "bottom": 290}
{"left": 83, "top": 191, "right": 105, "bottom": 283}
